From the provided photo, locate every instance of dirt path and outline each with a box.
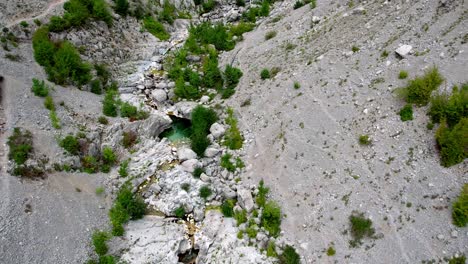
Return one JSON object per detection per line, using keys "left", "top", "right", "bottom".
{"left": 6, "top": 0, "right": 66, "bottom": 28}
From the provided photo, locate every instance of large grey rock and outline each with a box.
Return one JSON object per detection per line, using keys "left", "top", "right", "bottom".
{"left": 237, "top": 188, "right": 255, "bottom": 213}
{"left": 151, "top": 89, "right": 167, "bottom": 102}
{"left": 173, "top": 101, "right": 198, "bottom": 119}
{"left": 138, "top": 113, "right": 172, "bottom": 138}
{"left": 177, "top": 148, "right": 197, "bottom": 161}
{"left": 181, "top": 159, "right": 200, "bottom": 173}
{"left": 204, "top": 147, "right": 220, "bottom": 158}
{"left": 395, "top": 45, "right": 413, "bottom": 58}
{"left": 210, "top": 123, "right": 226, "bottom": 139}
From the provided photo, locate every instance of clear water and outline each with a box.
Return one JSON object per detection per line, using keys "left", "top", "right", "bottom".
{"left": 160, "top": 116, "right": 192, "bottom": 142}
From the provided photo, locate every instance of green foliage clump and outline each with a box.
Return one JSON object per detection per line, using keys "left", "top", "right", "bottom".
{"left": 159, "top": 0, "right": 177, "bottom": 24}
{"left": 114, "top": 0, "right": 129, "bottom": 16}
{"left": 82, "top": 155, "right": 99, "bottom": 173}
{"left": 49, "top": 110, "right": 61, "bottom": 129}
{"left": 31, "top": 78, "right": 49, "bottom": 97}
{"left": 310, "top": 0, "right": 317, "bottom": 9}
{"left": 398, "top": 104, "right": 413, "bottom": 121}
{"left": 358, "top": 135, "right": 370, "bottom": 145}
{"left": 143, "top": 17, "right": 170, "bottom": 40}
{"left": 109, "top": 184, "right": 146, "bottom": 236}
{"left": 261, "top": 69, "right": 270, "bottom": 79}
{"left": 229, "top": 22, "right": 254, "bottom": 37}
{"left": 60, "top": 135, "right": 80, "bottom": 155}
{"left": 98, "top": 116, "right": 109, "bottom": 125}
{"left": 449, "top": 255, "right": 466, "bottom": 264}
{"left": 201, "top": 0, "right": 216, "bottom": 13}
{"left": 222, "top": 65, "right": 243, "bottom": 98}
{"left": 265, "top": 31, "right": 277, "bottom": 40}
{"left": 102, "top": 90, "right": 118, "bottom": 117}
{"left": 349, "top": 212, "right": 375, "bottom": 247}
{"left": 193, "top": 167, "right": 204, "bottom": 178}
{"left": 352, "top": 46, "right": 360, "bottom": 52}
{"left": 202, "top": 53, "right": 223, "bottom": 89}
{"left": 256, "top": 179, "right": 269, "bottom": 207}
{"left": 174, "top": 75, "right": 201, "bottom": 99}
{"left": 90, "top": 79, "right": 102, "bottom": 94}
{"left": 92, "top": 230, "right": 110, "bottom": 256}
{"left": 221, "top": 199, "right": 235, "bottom": 217}
{"left": 326, "top": 246, "right": 336, "bottom": 256}
{"left": 398, "top": 70, "right": 408, "bottom": 79}
{"left": 224, "top": 108, "right": 243, "bottom": 149}
{"left": 7, "top": 128, "right": 33, "bottom": 165}
{"left": 397, "top": 67, "right": 444, "bottom": 106}
{"left": 102, "top": 147, "right": 117, "bottom": 166}
{"left": 92, "top": 0, "right": 113, "bottom": 26}
{"left": 48, "top": 0, "right": 112, "bottom": 31}
{"left": 261, "top": 201, "right": 281, "bottom": 237}
{"left": 234, "top": 209, "right": 247, "bottom": 226}
{"left": 199, "top": 185, "right": 213, "bottom": 200}
{"left": 452, "top": 184, "right": 468, "bottom": 227}
{"left": 190, "top": 105, "right": 218, "bottom": 156}
{"left": 266, "top": 241, "right": 278, "bottom": 258}
{"left": 221, "top": 153, "right": 236, "bottom": 172}
{"left": 279, "top": 245, "right": 301, "bottom": 264}
{"left": 118, "top": 160, "right": 129, "bottom": 177}
{"left": 44, "top": 96, "right": 55, "bottom": 111}
{"left": 435, "top": 118, "right": 467, "bottom": 167}
{"left": 174, "top": 206, "right": 185, "bottom": 218}
{"left": 186, "top": 22, "right": 234, "bottom": 52}
{"left": 428, "top": 85, "right": 467, "bottom": 127}
{"left": 293, "top": 1, "right": 305, "bottom": 9}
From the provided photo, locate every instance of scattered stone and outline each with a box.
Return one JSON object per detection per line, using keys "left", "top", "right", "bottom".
{"left": 395, "top": 45, "right": 413, "bottom": 58}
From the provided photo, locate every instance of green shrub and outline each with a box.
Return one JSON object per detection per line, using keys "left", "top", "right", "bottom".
{"left": 82, "top": 155, "right": 99, "bottom": 173}
{"left": 143, "top": 17, "right": 170, "bottom": 41}
{"left": 97, "top": 255, "right": 116, "bottom": 264}
{"left": 435, "top": 118, "right": 468, "bottom": 167}
{"left": 48, "top": 16, "right": 70, "bottom": 32}
{"left": 202, "top": 0, "right": 216, "bottom": 13}
{"left": 452, "top": 184, "right": 468, "bottom": 227}
{"left": 358, "top": 135, "right": 370, "bottom": 145}
{"left": 220, "top": 154, "right": 236, "bottom": 172}
{"left": 193, "top": 167, "right": 204, "bottom": 178}
{"left": 102, "top": 147, "right": 117, "bottom": 166}
{"left": 95, "top": 64, "right": 110, "bottom": 86}
{"left": 398, "top": 104, "right": 413, "bottom": 121}
{"left": 260, "top": 69, "right": 270, "bottom": 79}
{"left": 159, "top": 0, "right": 177, "bottom": 24}
{"left": 20, "top": 21, "right": 29, "bottom": 27}
{"left": 236, "top": 0, "right": 245, "bottom": 6}
{"left": 98, "top": 116, "right": 109, "bottom": 125}
{"left": 31, "top": 78, "right": 49, "bottom": 97}
{"left": 397, "top": 67, "right": 444, "bottom": 106}
{"left": 109, "top": 184, "right": 146, "bottom": 236}
{"left": 261, "top": 201, "right": 281, "bottom": 237}
{"left": 199, "top": 185, "right": 213, "bottom": 200}
{"left": 310, "top": 0, "right": 317, "bottom": 9}
{"left": 229, "top": 22, "right": 254, "bottom": 37}
{"left": 266, "top": 241, "right": 278, "bottom": 258}
{"left": 174, "top": 206, "right": 185, "bottom": 218}
{"left": 92, "top": 230, "right": 110, "bottom": 256}
{"left": 260, "top": 0, "right": 270, "bottom": 16}
{"left": 60, "top": 135, "right": 80, "bottom": 155}
{"left": 293, "top": 1, "right": 304, "bottom": 9}
{"left": 190, "top": 106, "right": 218, "bottom": 156}
{"left": 221, "top": 199, "right": 235, "bottom": 217}
{"left": 32, "top": 27, "right": 55, "bottom": 67}
{"left": 202, "top": 52, "right": 223, "bottom": 90}
{"left": 326, "top": 246, "right": 336, "bottom": 256}
{"left": 186, "top": 22, "right": 234, "bottom": 52}
{"left": 428, "top": 85, "right": 467, "bottom": 127}
{"left": 256, "top": 179, "right": 269, "bottom": 207}
{"left": 449, "top": 255, "right": 466, "bottom": 264}
{"left": 114, "top": 0, "right": 129, "bottom": 16}
{"left": 7, "top": 128, "right": 33, "bottom": 165}
{"left": 279, "top": 245, "right": 300, "bottom": 264}
{"left": 174, "top": 76, "right": 201, "bottom": 99}
{"left": 381, "top": 50, "right": 389, "bottom": 58}
{"left": 95, "top": 187, "right": 105, "bottom": 195}
{"left": 294, "top": 82, "right": 301, "bottom": 89}
{"left": 50, "top": 110, "right": 61, "bottom": 129}
{"left": 92, "top": 0, "right": 113, "bottom": 26}
{"left": 120, "top": 102, "right": 137, "bottom": 118}
{"left": 103, "top": 90, "right": 118, "bottom": 117}
{"left": 234, "top": 209, "right": 247, "bottom": 226}
{"left": 398, "top": 70, "right": 408, "bottom": 79}
{"left": 349, "top": 212, "right": 375, "bottom": 246}
{"left": 265, "top": 31, "right": 277, "bottom": 40}
{"left": 118, "top": 160, "right": 129, "bottom": 177}
{"left": 352, "top": 46, "right": 360, "bottom": 53}
{"left": 44, "top": 96, "right": 55, "bottom": 111}
{"left": 90, "top": 79, "right": 102, "bottom": 94}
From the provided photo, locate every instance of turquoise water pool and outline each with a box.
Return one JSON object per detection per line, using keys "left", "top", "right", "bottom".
{"left": 160, "top": 116, "right": 192, "bottom": 142}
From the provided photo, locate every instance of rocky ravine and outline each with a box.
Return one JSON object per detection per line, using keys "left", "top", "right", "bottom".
{"left": 0, "top": 0, "right": 467, "bottom": 264}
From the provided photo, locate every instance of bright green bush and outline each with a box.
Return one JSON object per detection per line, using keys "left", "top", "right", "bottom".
{"left": 397, "top": 67, "right": 444, "bottom": 106}
{"left": 174, "top": 206, "right": 185, "bottom": 218}
{"left": 256, "top": 179, "right": 269, "bottom": 207}
{"left": 120, "top": 102, "right": 138, "bottom": 118}
{"left": 102, "top": 147, "right": 117, "bottom": 166}
{"left": 265, "top": 31, "right": 277, "bottom": 40}
{"left": 90, "top": 79, "right": 102, "bottom": 94}
{"left": 143, "top": 17, "right": 170, "bottom": 40}
{"left": 221, "top": 199, "right": 235, "bottom": 217}
{"left": 452, "top": 184, "right": 468, "bottom": 227}
{"left": 190, "top": 105, "right": 218, "bottom": 156}
{"left": 428, "top": 85, "right": 467, "bottom": 127}
{"left": 193, "top": 167, "right": 204, "bottom": 178}
{"left": 266, "top": 241, "right": 278, "bottom": 258}
{"left": 399, "top": 104, "right": 413, "bottom": 121}
{"left": 449, "top": 255, "right": 466, "bottom": 264}
{"left": 435, "top": 118, "right": 468, "bottom": 167}
{"left": 234, "top": 209, "right": 247, "bottom": 226}
{"left": 260, "top": 69, "right": 270, "bottom": 79}
{"left": 202, "top": 52, "right": 223, "bottom": 89}
{"left": 7, "top": 128, "right": 33, "bottom": 165}
{"left": 103, "top": 90, "right": 118, "bottom": 117}
{"left": 398, "top": 70, "right": 408, "bottom": 79}
{"left": 199, "top": 185, "right": 213, "bottom": 200}
{"left": 221, "top": 154, "right": 236, "bottom": 172}
{"left": 358, "top": 135, "right": 370, "bottom": 145}
{"left": 92, "top": 230, "right": 110, "bottom": 256}
{"left": 31, "top": 78, "right": 49, "bottom": 97}
{"left": 229, "top": 22, "right": 254, "bottom": 37}
{"left": 32, "top": 27, "right": 55, "bottom": 67}
{"left": 224, "top": 108, "right": 243, "bottom": 149}
{"left": 186, "top": 22, "right": 234, "bottom": 52}
{"left": 202, "top": 0, "right": 216, "bottom": 13}
{"left": 44, "top": 96, "right": 55, "bottom": 111}
{"left": 279, "top": 245, "right": 301, "bottom": 264}
{"left": 221, "top": 65, "right": 243, "bottom": 98}
{"left": 109, "top": 184, "right": 146, "bottom": 236}
{"left": 92, "top": 0, "right": 113, "bottom": 26}
{"left": 51, "top": 41, "right": 92, "bottom": 85}
{"left": 261, "top": 201, "right": 281, "bottom": 237}
{"left": 174, "top": 76, "right": 201, "bottom": 99}
{"left": 159, "top": 0, "right": 177, "bottom": 24}
{"left": 60, "top": 135, "right": 80, "bottom": 155}
{"left": 118, "top": 160, "right": 129, "bottom": 177}
{"left": 349, "top": 212, "right": 375, "bottom": 246}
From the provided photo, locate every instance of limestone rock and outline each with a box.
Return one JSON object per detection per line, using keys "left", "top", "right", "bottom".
{"left": 237, "top": 188, "right": 255, "bottom": 213}
{"left": 177, "top": 148, "right": 197, "bottom": 161}
{"left": 395, "top": 45, "right": 413, "bottom": 58}
{"left": 210, "top": 123, "right": 226, "bottom": 139}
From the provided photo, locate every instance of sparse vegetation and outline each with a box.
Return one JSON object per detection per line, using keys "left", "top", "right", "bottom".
{"left": 221, "top": 199, "right": 235, "bottom": 217}
{"left": 234, "top": 209, "right": 247, "bottom": 226}
{"left": 349, "top": 212, "right": 375, "bottom": 247}
{"left": 31, "top": 78, "right": 49, "bottom": 97}
{"left": 294, "top": 82, "right": 301, "bottom": 89}
{"left": 451, "top": 184, "right": 468, "bottom": 227}
{"left": 261, "top": 201, "right": 281, "bottom": 237}
{"left": 279, "top": 245, "right": 301, "bottom": 264}
{"left": 190, "top": 106, "right": 218, "bottom": 156}
{"left": 143, "top": 17, "right": 170, "bottom": 41}
{"left": 193, "top": 167, "right": 204, "bottom": 178}
{"left": 102, "top": 90, "right": 118, "bottom": 117}
{"left": 199, "top": 185, "right": 213, "bottom": 200}
{"left": 265, "top": 31, "right": 277, "bottom": 40}
{"left": 118, "top": 160, "right": 129, "bottom": 178}
{"left": 261, "top": 69, "right": 271, "bottom": 80}
{"left": 449, "top": 255, "right": 466, "bottom": 264}
{"left": 397, "top": 67, "right": 444, "bottom": 106}
{"left": 224, "top": 108, "right": 243, "bottom": 149}
{"left": 60, "top": 135, "right": 80, "bottom": 155}
{"left": 256, "top": 179, "right": 269, "bottom": 207}
{"left": 435, "top": 118, "right": 467, "bottom": 167}
{"left": 174, "top": 206, "right": 185, "bottom": 218}
{"left": 326, "top": 246, "right": 336, "bottom": 256}
{"left": 399, "top": 104, "right": 413, "bottom": 121}
{"left": 398, "top": 70, "right": 408, "bottom": 79}
{"left": 358, "top": 135, "right": 371, "bottom": 145}
{"left": 92, "top": 230, "right": 110, "bottom": 256}
{"left": 7, "top": 128, "right": 33, "bottom": 165}
{"left": 109, "top": 184, "right": 146, "bottom": 236}
{"left": 266, "top": 241, "right": 278, "bottom": 258}
{"left": 352, "top": 46, "right": 360, "bottom": 53}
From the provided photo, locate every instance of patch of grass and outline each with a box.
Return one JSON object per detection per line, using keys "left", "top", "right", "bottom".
{"left": 435, "top": 118, "right": 467, "bottom": 167}
{"left": 44, "top": 96, "right": 55, "bottom": 111}
{"left": 221, "top": 199, "right": 235, "bottom": 217}
{"left": 221, "top": 153, "right": 236, "bottom": 172}
{"left": 396, "top": 67, "right": 444, "bottom": 106}
{"left": 260, "top": 69, "right": 271, "bottom": 80}
{"left": 102, "top": 90, "right": 118, "bottom": 117}
{"left": 98, "top": 116, "right": 109, "bottom": 125}
{"left": 122, "top": 131, "right": 137, "bottom": 148}
{"left": 352, "top": 46, "right": 360, "bottom": 53}
{"left": 181, "top": 183, "right": 190, "bottom": 192}
{"left": 265, "top": 30, "right": 277, "bottom": 40}
{"left": 95, "top": 187, "right": 105, "bottom": 195}
{"left": 221, "top": 65, "right": 243, "bottom": 98}
{"left": 174, "top": 206, "right": 185, "bottom": 218}
{"left": 381, "top": 50, "right": 389, "bottom": 58}
{"left": 118, "top": 160, "right": 129, "bottom": 177}
{"left": 90, "top": 79, "right": 102, "bottom": 94}
{"left": 398, "top": 70, "right": 408, "bottom": 79}
{"left": 358, "top": 135, "right": 371, "bottom": 145}
{"left": 449, "top": 255, "right": 466, "bottom": 264}
{"left": 428, "top": 85, "right": 467, "bottom": 127}
{"left": 310, "top": 0, "right": 317, "bottom": 9}
{"left": 398, "top": 104, "right": 413, "bottom": 121}
{"left": 92, "top": 230, "right": 110, "bottom": 256}
{"left": 7, "top": 128, "right": 33, "bottom": 165}
{"left": 143, "top": 16, "right": 170, "bottom": 40}
{"left": 60, "top": 135, "right": 80, "bottom": 155}
{"left": 159, "top": 0, "right": 177, "bottom": 24}
{"left": 190, "top": 106, "right": 218, "bottom": 156}
{"left": 31, "top": 78, "right": 49, "bottom": 97}
{"left": 193, "top": 167, "right": 204, "bottom": 178}
{"left": 266, "top": 241, "right": 278, "bottom": 258}
{"left": 49, "top": 110, "right": 61, "bottom": 129}
{"left": 256, "top": 179, "right": 269, "bottom": 207}
{"left": 114, "top": 0, "right": 129, "bottom": 16}
{"left": 224, "top": 108, "right": 243, "bottom": 149}
{"left": 102, "top": 147, "right": 117, "bottom": 168}
{"left": 5, "top": 53, "right": 21, "bottom": 61}
{"left": 279, "top": 245, "right": 301, "bottom": 264}
{"left": 326, "top": 246, "right": 336, "bottom": 256}
{"left": 261, "top": 201, "right": 281, "bottom": 237}
{"left": 229, "top": 22, "right": 254, "bottom": 37}
{"left": 349, "top": 212, "right": 375, "bottom": 247}
{"left": 294, "top": 82, "right": 300, "bottom": 89}
{"left": 234, "top": 209, "right": 247, "bottom": 226}
{"left": 109, "top": 183, "right": 146, "bottom": 236}
{"left": 185, "top": 22, "right": 234, "bottom": 52}
{"left": 199, "top": 185, "right": 213, "bottom": 200}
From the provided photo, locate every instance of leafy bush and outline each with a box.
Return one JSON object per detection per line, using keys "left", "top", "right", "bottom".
{"left": 203, "top": 53, "right": 223, "bottom": 89}
{"left": 220, "top": 154, "right": 236, "bottom": 172}
{"left": 32, "top": 27, "right": 55, "bottom": 67}
{"left": 358, "top": 135, "right": 370, "bottom": 145}
{"left": 109, "top": 184, "right": 146, "bottom": 236}
{"left": 90, "top": 79, "right": 102, "bottom": 94}
{"left": 102, "top": 147, "right": 117, "bottom": 166}
{"left": 261, "top": 201, "right": 281, "bottom": 237}
{"left": 260, "top": 69, "right": 270, "bottom": 79}
{"left": 82, "top": 155, "right": 99, "bottom": 173}
{"left": 310, "top": 0, "right": 317, "bottom": 9}
{"left": 399, "top": 104, "right": 413, "bottom": 121}
{"left": 118, "top": 160, "right": 129, "bottom": 177}
{"left": 174, "top": 206, "right": 185, "bottom": 218}
{"left": 98, "top": 116, "right": 109, "bottom": 125}
{"left": 352, "top": 46, "right": 360, "bottom": 53}
{"left": 294, "top": 82, "right": 300, "bottom": 89}
{"left": 31, "top": 78, "right": 49, "bottom": 97}
{"left": 114, "top": 0, "right": 129, "bottom": 16}
{"left": 326, "top": 246, "right": 336, "bottom": 256}
{"left": 174, "top": 76, "right": 201, "bottom": 99}
{"left": 92, "top": 0, "right": 113, "bottom": 26}
{"left": 229, "top": 22, "right": 254, "bottom": 37}
{"left": 44, "top": 96, "right": 55, "bottom": 111}
{"left": 449, "top": 255, "right": 466, "bottom": 264}
{"left": 202, "top": 0, "right": 216, "bottom": 13}
{"left": 452, "top": 184, "right": 468, "bottom": 227}
{"left": 159, "top": 0, "right": 176, "bottom": 24}
{"left": 428, "top": 85, "right": 467, "bottom": 127}
{"left": 293, "top": 1, "right": 305, "bottom": 9}
{"left": 224, "top": 108, "right": 243, "bottom": 149}
{"left": 95, "top": 64, "right": 110, "bottom": 86}
{"left": 120, "top": 102, "right": 137, "bottom": 118}
{"left": 234, "top": 209, "right": 247, "bottom": 226}
{"left": 265, "top": 31, "right": 277, "bottom": 40}
{"left": 279, "top": 245, "right": 300, "bottom": 264}
{"left": 191, "top": 167, "right": 204, "bottom": 178}
{"left": 186, "top": 22, "right": 234, "bottom": 52}
{"left": 266, "top": 241, "right": 278, "bottom": 257}
{"left": 221, "top": 199, "right": 235, "bottom": 217}
{"left": 397, "top": 67, "right": 444, "bottom": 106}
{"left": 256, "top": 179, "right": 269, "bottom": 207}
{"left": 92, "top": 230, "right": 110, "bottom": 256}
{"left": 103, "top": 90, "right": 118, "bottom": 117}
{"left": 143, "top": 17, "right": 170, "bottom": 40}
{"left": 398, "top": 70, "right": 408, "bottom": 79}
{"left": 50, "top": 110, "right": 61, "bottom": 129}
{"left": 199, "top": 185, "right": 213, "bottom": 200}
{"left": 60, "top": 135, "right": 80, "bottom": 155}
{"left": 349, "top": 212, "right": 375, "bottom": 246}
{"left": 7, "top": 128, "right": 33, "bottom": 165}
{"left": 221, "top": 65, "right": 243, "bottom": 98}
{"left": 190, "top": 106, "right": 218, "bottom": 156}
{"left": 435, "top": 118, "right": 468, "bottom": 167}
